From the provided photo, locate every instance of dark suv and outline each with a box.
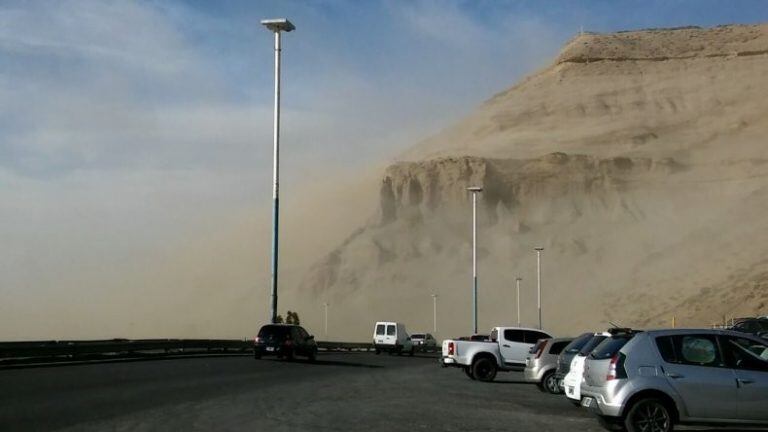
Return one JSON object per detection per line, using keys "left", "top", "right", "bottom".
{"left": 254, "top": 324, "right": 318, "bottom": 361}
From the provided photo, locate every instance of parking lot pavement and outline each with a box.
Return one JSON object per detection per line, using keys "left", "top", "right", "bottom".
{"left": 0, "top": 352, "right": 605, "bottom": 431}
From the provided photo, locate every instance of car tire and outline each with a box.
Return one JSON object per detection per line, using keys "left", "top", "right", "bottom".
{"left": 539, "top": 371, "right": 560, "bottom": 394}
{"left": 624, "top": 398, "right": 673, "bottom": 432}
{"left": 308, "top": 350, "right": 317, "bottom": 362}
{"left": 569, "top": 399, "right": 581, "bottom": 407}
{"left": 284, "top": 349, "right": 294, "bottom": 361}
{"left": 471, "top": 357, "right": 497, "bottom": 382}
{"left": 464, "top": 367, "right": 476, "bottom": 380}
{"left": 374, "top": 349, "right": 380, "bottom": 355}
{"left": 409, "top": 347, "right": 415, "bottom": 357}
{"left": 253, "top": 353, "right": 261, "bottom": 360}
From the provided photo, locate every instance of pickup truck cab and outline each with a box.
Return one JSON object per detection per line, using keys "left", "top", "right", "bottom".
{"left": 441, "top": 327, "right": 552, "bottom": 382}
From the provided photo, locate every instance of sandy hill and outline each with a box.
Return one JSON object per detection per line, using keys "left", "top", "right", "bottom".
{"left": 292, "top": 24, "right": 768, "bottom": 341}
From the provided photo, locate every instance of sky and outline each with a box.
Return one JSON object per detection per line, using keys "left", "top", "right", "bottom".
{"left": 2, "top": 0, "right": 768, "bottom": 339}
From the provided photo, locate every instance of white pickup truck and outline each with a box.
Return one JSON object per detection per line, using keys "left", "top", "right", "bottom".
{"left": 441, "top": 327, "right": 552, "bottom": 382}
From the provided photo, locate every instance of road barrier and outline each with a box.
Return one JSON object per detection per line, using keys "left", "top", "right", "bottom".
{"left": 0, "top": 339, "right": 377, "bottom": 366}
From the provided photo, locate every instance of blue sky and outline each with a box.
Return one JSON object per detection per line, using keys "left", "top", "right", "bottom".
{"left": 1, "top": 0, "right": 768, "bottom": 337}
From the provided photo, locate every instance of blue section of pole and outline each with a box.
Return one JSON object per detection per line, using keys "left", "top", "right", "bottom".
{"left": 270, "top": 196, "right": 279, "bottom": 323}
{"left": 473, "top": 276, "right": 478, "bottom": 334}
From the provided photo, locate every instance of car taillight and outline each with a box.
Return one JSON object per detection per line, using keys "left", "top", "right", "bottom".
{"left": 448, "top": 341, "right": 455, "bottom": 355}
{"left": 254, "top": 337, "right": 261, "bottom": 344}
{"left": 607, "top": 353, "right": 627, "bottom": 380}
{"left": 535, "top": 344, "right": 546, "bottom": 359}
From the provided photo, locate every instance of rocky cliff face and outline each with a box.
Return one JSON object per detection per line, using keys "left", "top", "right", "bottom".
{"left": 296, "top": 24, "right": 768, "bottom": 340}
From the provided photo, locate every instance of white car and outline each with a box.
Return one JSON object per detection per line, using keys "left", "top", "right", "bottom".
{"left": 373, "top": 322, "right": 414, "bottom": 356}
{"left": 441, "top": 326, "right": 553, "bottom": 382}
{"left": 563, "top": 332, "right": 611, "bottom": 403}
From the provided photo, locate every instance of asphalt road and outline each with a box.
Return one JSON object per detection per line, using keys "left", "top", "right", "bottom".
{"left": 2, "top": 352, "right": 755, "bottom": 432}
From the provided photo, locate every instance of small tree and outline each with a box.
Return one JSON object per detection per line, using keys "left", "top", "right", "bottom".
{"left": 285, "top": 310, "right": 300, "bottom": 325}
{"left": 274, "top": 314, "right": 284, "bottom": 324}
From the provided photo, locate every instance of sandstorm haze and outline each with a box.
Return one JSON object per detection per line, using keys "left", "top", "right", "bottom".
{"left": 2, "top": 1, "right": 768, "bottom": 341}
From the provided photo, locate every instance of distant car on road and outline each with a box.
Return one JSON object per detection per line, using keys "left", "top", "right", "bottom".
{"left": 524, "top": 337, "right": 573, "bottom": 394}
{"left": 254, "top": 324, "right": 317, "bottom": 361}
{"left": 373, "top": 322, "right": 414, "bottom": 355}
{"left": 441, "top": 326, "right": 552, "bottom": 382}
{"left": 411, "top": 333, "right": 437, "bottom": 351}
{"left": 580, "top": 328, "right": 768, "bottom": 432}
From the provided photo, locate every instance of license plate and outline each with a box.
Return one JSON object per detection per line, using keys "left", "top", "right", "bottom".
{"left": 266, "top": 347, "right": 275, "bottom": 352}
{"left": 581, "top": 397, "right": 593, "bottom": 408}
{"left": 567, "top": 387, "right": 574, "bottom": 396}
{"left": 377, "top": 339, "right": 383, "bottom": 343}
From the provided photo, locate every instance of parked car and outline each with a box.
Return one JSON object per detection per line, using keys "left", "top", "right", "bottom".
{"left": 580, "top": 328, "right": 768, "bottom": 431}
{"left": 563, "top": 329, "right": 635, "bottom": 404}
{"left": 524, "top": 337, "right": 573, "bottom": 394}
{"left": 411, "top": 333, "right": 437, "bottom": 351}
{"left": 555, "top": 332, "right": 594, "bottom": 392}
{"left": 373, "top": 322, "right": 414, "bottom": 355}
{"left": 730, "top": 317, "right": 768, "bottom": 339}
{"left": 254, "top": 324, "right": 317, "bottom": 361}
{"left": 441, "top": 326, "right": 553, "bottom": 382}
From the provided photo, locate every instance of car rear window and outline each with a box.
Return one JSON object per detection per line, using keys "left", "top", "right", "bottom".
{"left": 376, "top": 324, "right": 386, "bottom": 335}
{"left": 563, "top": 333, "right": 593, "bottom": 354}
{"left": 549, "top": 341, "right": 570, "bottom": 355}
{"left": 258, "top": 325, "right": 290, "bottom": 339}
{"left": 590, "top": 337, "right": 631, "bottom": 359}
{"left": 529, "top": 339, "right": 548, "bottom": 354}
{"left": 411, "top": 334, "right": 425, "bottom": 339}
{"left": 578, "top": 335, "right": 607, "bottom": 356}
{"left": 386, "top": 325, "right": 396, "bottom": 336}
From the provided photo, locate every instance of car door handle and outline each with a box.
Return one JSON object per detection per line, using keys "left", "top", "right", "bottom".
{"left": 502, "top": 344, "right": 510, "bottom": 347}
{"left": 666, "top": 372, "right": 684, "bottom": 379}
{"left": 737, "top": 378, "right": 755, "bottom": 387}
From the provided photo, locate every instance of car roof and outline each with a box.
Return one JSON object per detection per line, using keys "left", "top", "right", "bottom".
{"left": 495, "top": 326, "right": 551, "bottom": 332}
{"left": 641, "top": 328, "right": 763, "bottom": 339}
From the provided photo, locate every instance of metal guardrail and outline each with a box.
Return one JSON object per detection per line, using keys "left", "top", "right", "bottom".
{"left": 0, "top": 339, "right": 376, "bottom": 366}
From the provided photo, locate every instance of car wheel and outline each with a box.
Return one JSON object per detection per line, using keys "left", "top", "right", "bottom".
{"left": 541, "top": 371, "right": 560, "bottom": 394}
{"left": 409, "top": 347, "right": 415, "bottom": 357}
{"left": 253, "top": 353, "right": 261, "bottom": 360}
{"left": 284, "top": 349, "right": 294, "bottom": 361}
{"left": 464, "top": 367, "right": 476, "bottom": 380}
{"left": 375, "top": 349, "right": 380, "bottom": 355}
{"left": 624, "top": 398, "right": 673, "bottom": 432}
{"left": 308, "top": 350, "right": 317, "bottom": 362}
{"left": 471, "top": 357, "right": 497, "bottom": 382}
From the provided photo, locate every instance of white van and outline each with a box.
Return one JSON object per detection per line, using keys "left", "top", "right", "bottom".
{"left": 373, "top": 322, "right": 414, "bottom": 356}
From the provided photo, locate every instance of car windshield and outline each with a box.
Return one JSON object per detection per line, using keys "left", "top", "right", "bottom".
{"left": 578, "top": 335, "right": 608, "bottom": 356}
{"left": 563, "top": 333, "right": 593, "bottom": 354}
{"left": 411, "top": 334, "right": 425, "bottom": 339}
{"left": 590, "top": 336, "right": 631, "bottom": 359}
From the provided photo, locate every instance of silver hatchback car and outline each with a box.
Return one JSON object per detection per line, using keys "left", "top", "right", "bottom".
{"left": 580, "top": 329, "right": 768, "bottom": 431}
{"left": 524, "top": 337, "right": 574, "bottom": 393}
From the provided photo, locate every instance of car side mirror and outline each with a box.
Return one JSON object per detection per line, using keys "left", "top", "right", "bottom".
{"left": 307, "top": 335, "right": 315, "bottom": 339}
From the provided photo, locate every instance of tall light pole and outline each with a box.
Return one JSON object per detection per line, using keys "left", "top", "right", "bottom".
{"left": 515, "top": 277, "right": 522, "bottom": 327}
{"left": 323, "top": 302, "right": 329, "bottom": 338}
{"left": 535, "top": 247, "right": 544, "bottom": 330}
{"left": 431, "top": 294, "right": 438, "bottom": 333}
{"left": 468, "top": 186, "right": 483, "bottom": 334}
{"left": 260, "top": 18, "right": 295, "bottom": 324}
